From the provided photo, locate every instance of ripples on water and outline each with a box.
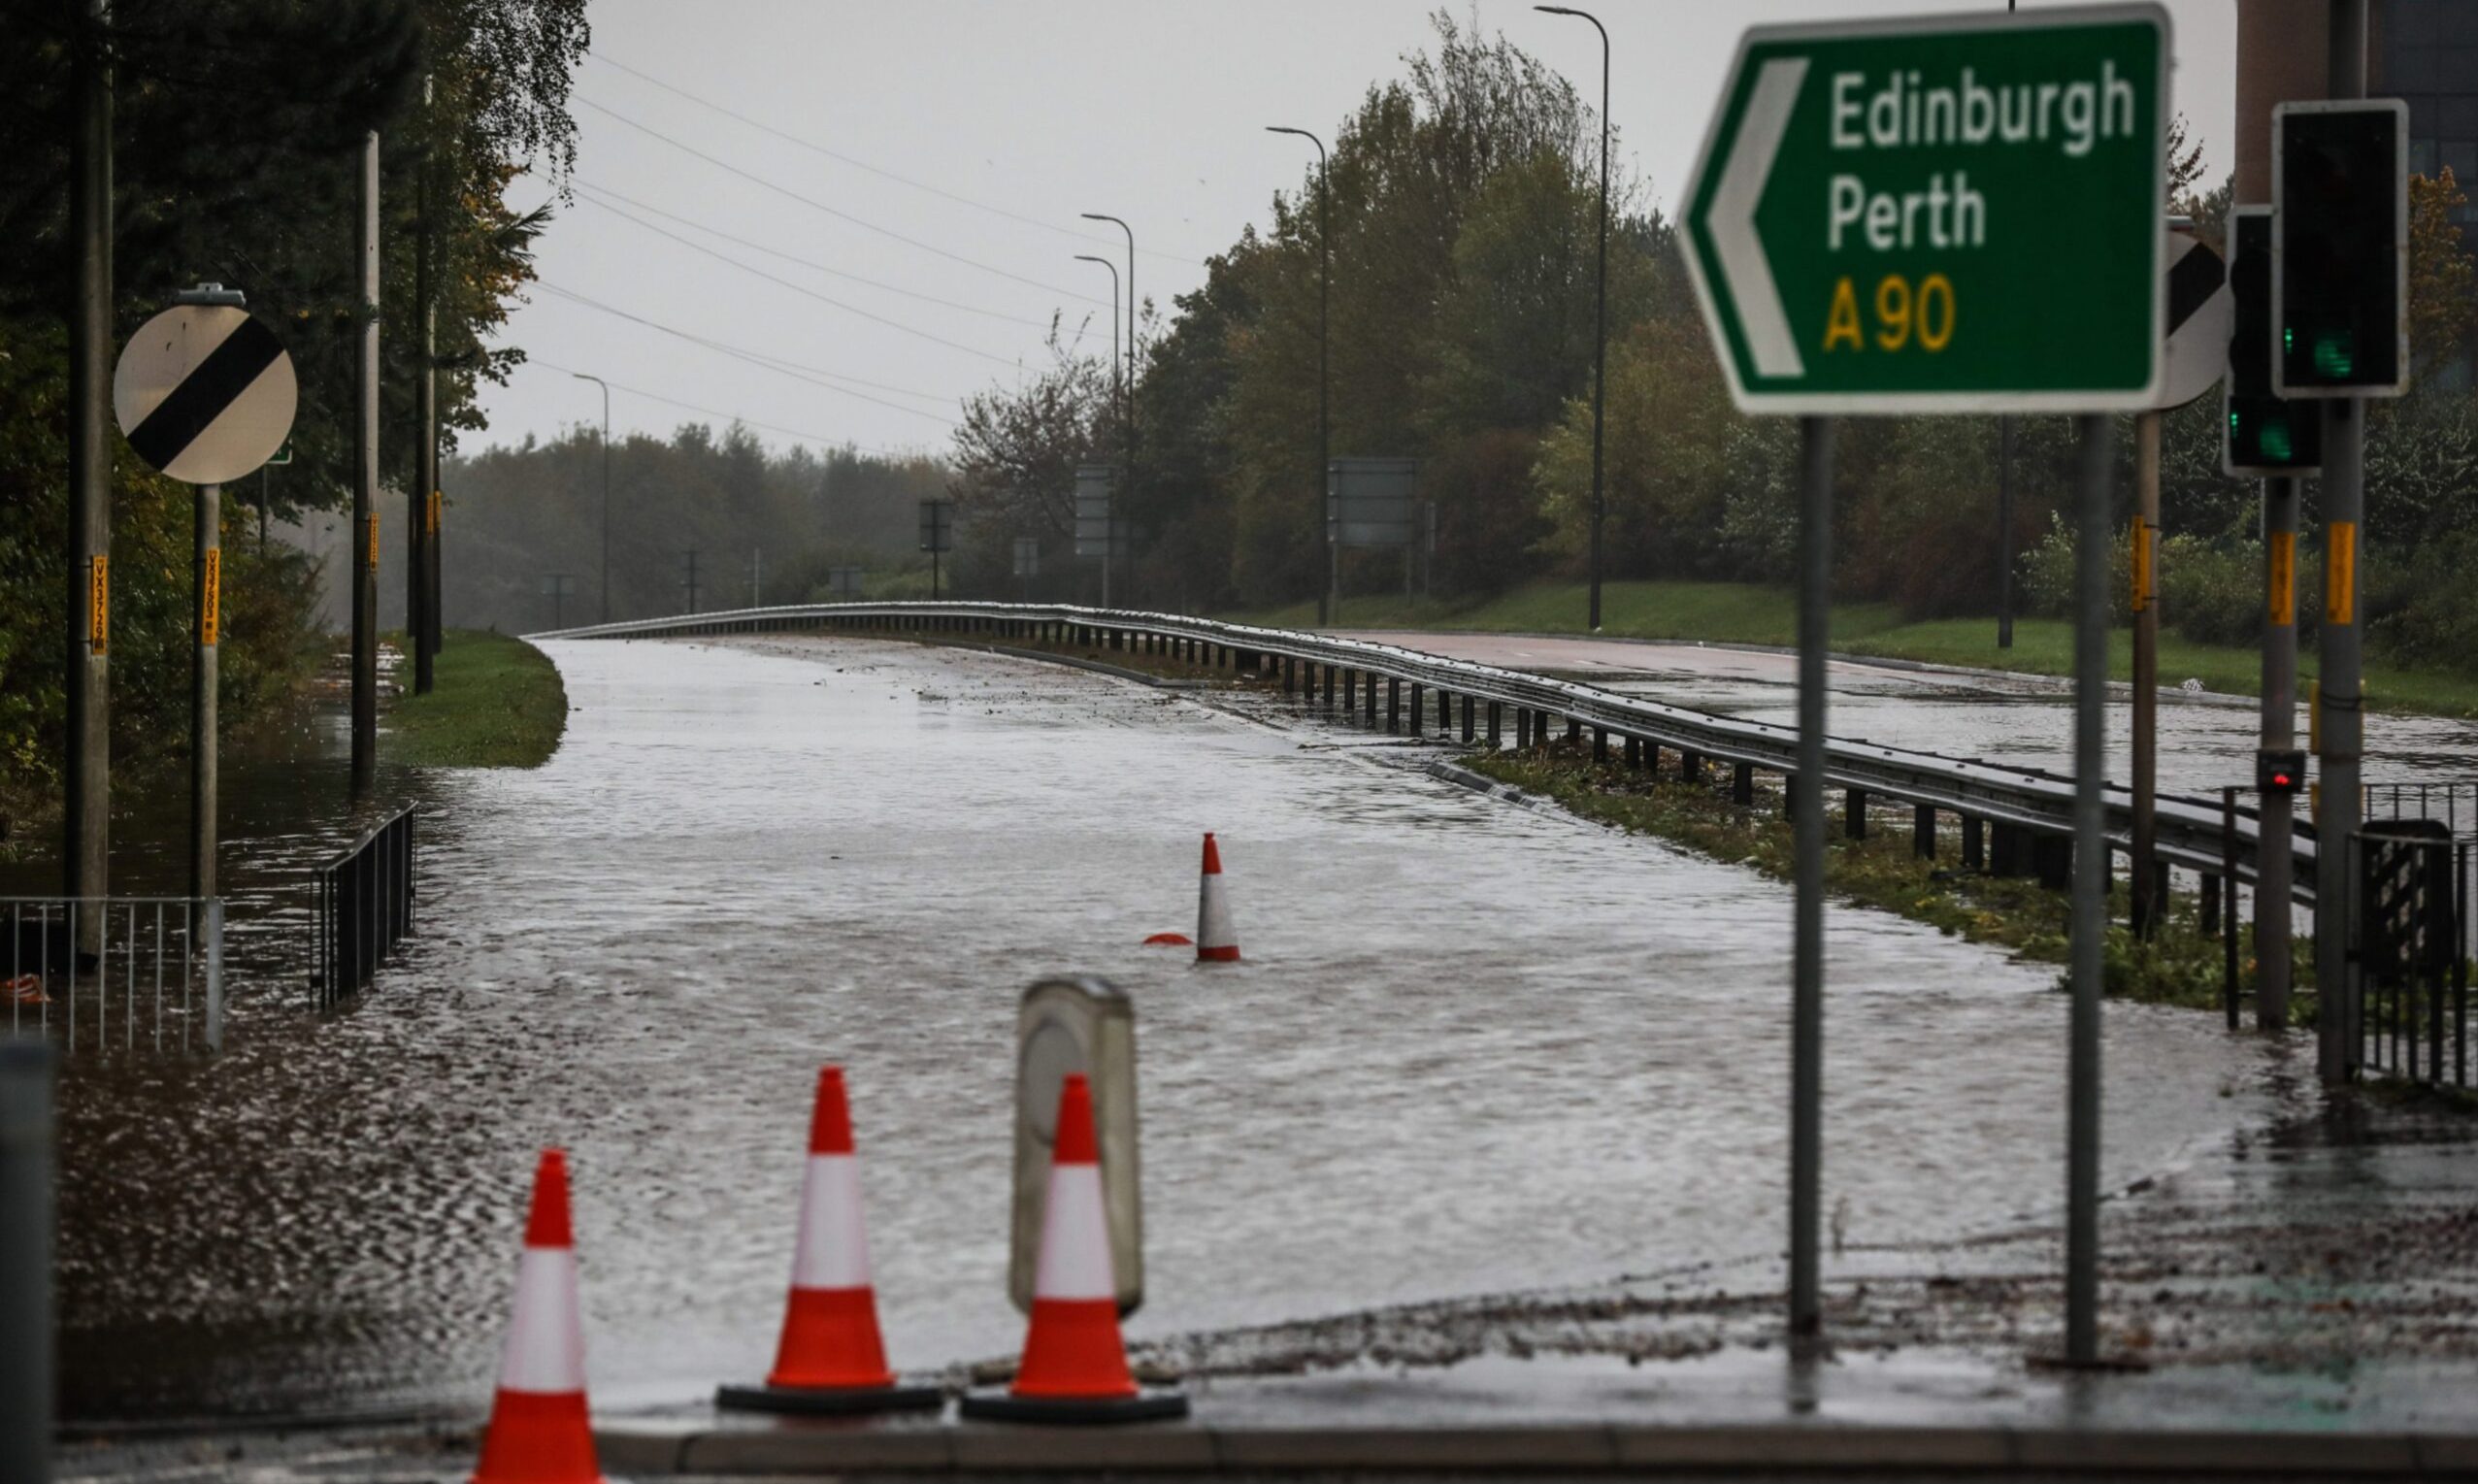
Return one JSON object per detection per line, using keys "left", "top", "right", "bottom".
{"left": 47, "top": 637, "right": 2281, "bottom": 1419}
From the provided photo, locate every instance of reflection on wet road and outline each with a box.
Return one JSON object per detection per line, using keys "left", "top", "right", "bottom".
{"left": 52, "top": 636, "right": 2284, "bottom": 1419}
{"left": 1338, "top": 631, "right": 2478, "bottom": 803}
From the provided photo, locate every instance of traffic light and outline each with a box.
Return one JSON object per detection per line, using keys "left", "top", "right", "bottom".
{"left": 2224, "top": 207, "right": 2321, "bottom": 477}
{"left": 2257, "top": 747, "right": 2307, "bottom": 796}
{"left": 2273, "top": 100, "right": 2408, "bottom": 398}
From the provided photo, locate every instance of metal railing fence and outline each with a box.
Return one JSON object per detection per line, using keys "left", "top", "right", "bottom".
{"left": 313, "top": 805, "right": 416, "bottom": 1006}
{"left": 2347, "top": 828, "right": 2471, "bottom": 1089}
{"left": 2363, "top": 780, "right": 2478, "bottom": 839}
{"left": 2, "top": 898, "right": 222, "bottom": 1055}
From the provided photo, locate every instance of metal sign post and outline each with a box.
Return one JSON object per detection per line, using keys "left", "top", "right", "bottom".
{"left": 918, "top": 499, "right": 954, "bottom": 601}
{"left": 1074, "top": 467, "right": 1116, "bottom": 607}
{"left": 1683, "top": 4, "right": 2166, "bottom": 1362}
{"left": 111, "top": 285, "right": 296, "bottom": 904}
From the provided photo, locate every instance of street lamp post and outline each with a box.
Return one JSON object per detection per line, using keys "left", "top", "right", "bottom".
{"left": 1075, "top": 253, "right": 1121, "bottom": 606}
{"left": 1267, "top": 126, "right": 1332, "bottom": 625}
{"left": 1082, "top": 214, "right": 1137, "bottom": 606}
{"left": 1537, "top": 5, "right": 1610, "bottom": 631}
{"left": 572, "top": 373, "right": 611, "bottom": 623}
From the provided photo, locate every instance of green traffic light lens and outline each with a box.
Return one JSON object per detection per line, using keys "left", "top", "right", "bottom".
{"left": 2263, "top": 423, "right": 2293, "bottom": 461}
{"left": 2312, "top": 335, "right": 2355, "bottom": 379}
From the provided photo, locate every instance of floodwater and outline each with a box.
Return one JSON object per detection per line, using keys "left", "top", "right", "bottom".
{"left": 46, "top": 635, "right": 2287, "bottom": 1421}
{"left": 1340, "top": 631, "right": 2478, "bottom": 806}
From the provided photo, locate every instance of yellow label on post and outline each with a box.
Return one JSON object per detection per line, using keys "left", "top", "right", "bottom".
{"left": 426, "top": 489, "right": 442, "bottom": 535}
{"left": 365, "top": 513, "right": 380, "bottom": 571}
{"left": 201, "top": 548, "right": 220, "bottom": 646}
{"left": 88, "top": 555, "right": 108, "bottom": 654}
{"left": 2130, "top": 515, "right": 2151, "bottom": 613}
{"left": 2327, "top": 520, "right": 2357, "bottom": 626}
{"left": 2268, "top": 530, "right": 2296, "bottom": 628}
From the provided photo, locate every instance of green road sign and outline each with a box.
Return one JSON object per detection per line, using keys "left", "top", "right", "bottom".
{"left": 1683, "top": 6, "right": 2168, "bottom": 414}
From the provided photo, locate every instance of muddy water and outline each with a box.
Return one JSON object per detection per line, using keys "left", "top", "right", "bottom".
{"left": 50, "top": 636, "right": 2283, "bottom": 1419}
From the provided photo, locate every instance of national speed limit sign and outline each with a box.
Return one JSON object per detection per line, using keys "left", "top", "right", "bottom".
{"left": 113, "top": 304, "right": 297, "bottom": 484}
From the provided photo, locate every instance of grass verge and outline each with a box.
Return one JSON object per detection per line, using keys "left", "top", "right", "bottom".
{"left": 1223, "top": 579, "right": 2478, "bottom": 720}
{"left": 1463, "top": 742, "right": 2315, "bottom": 1023}
{"left": 387, "top": 629, "right": 568, "bottom": 768}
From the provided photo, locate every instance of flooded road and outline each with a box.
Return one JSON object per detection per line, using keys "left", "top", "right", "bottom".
{"left": 1339, "top": 631, "right": 2478, "bottom": 805}
{"left": 50, "top": 635, "right": 2286, "bottom": 1420}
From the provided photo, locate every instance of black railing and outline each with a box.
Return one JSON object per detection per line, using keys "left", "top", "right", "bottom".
{"left": 314, "top": 805, "right": 416, "bottom": 1006}
{"left": 2363, "top": 780, "right": 2478, "bottom": 839}
{"left": 2350, "top": 825, "right": 2469, "bottom": 1088}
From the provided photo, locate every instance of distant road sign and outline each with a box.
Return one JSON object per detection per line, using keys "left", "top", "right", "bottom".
{"left": 113, "top": 305, "right": 297, "bottom": 483}
{"left": 1682, "top": 5, "right": 2168, "bottom": 414}
{"left": 1327, "top": 457, "right": 1418, "bottom": 548}
{"left": 2154, "top": 228, "right": 2230, "bottom": 410}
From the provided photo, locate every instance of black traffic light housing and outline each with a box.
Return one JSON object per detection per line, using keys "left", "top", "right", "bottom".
{"left": 2257, "top": 747, "right": 2307, "bottom": 796}
{"left": 2225, "top": 207, "right": 2322, "bottom": 477}
{"left": 2273, "top": 100, "right": 2408, "bottom": 398}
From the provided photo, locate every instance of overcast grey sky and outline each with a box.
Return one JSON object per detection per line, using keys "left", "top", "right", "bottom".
{"left": 474, "top": 0, "right": 2236, "bottom": 461}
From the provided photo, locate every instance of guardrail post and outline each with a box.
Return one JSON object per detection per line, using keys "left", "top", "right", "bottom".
{"left": 1407, "top": 683, "right": 1423, "bottom": 736}
{"left": 1386, "top": 679, "right": 1401, "bottom": 733}
{"left": 1734, "top": 761, "right": 1754, "bottom": 806}
{"left": 1460, "top": 695, "right": 1474, "bottom": 742}
{"left": 1624, "top": 737, "right": 1641, "bottom": 770}
{"left": 1913, "top": 805, "right": 1935, "bottom": 860}
{"left": 1341, "top": 669, "right": 1356, "bottom": 714}
{"left": 0, "top": 1042, "right": 50, "bottom": 1484}
{"left": 1963, "top": 816, "right": 1985, "bottom": 870}
{"left": 1516, "top": 709, "right": 1532, "bottom": 750}
{"left": 1845, "top": 788, "right": 1867, "bottom": 841}
{"left": 1564, "top": 717, "right": 1581, "bottom": 745}
{"left": 1486, "top": 703, "right": 1502, "bottom": 747}
{"left": 1680, "top": 749, "right": 1702, "bottom": 783}
{"left": 1592, "top": 728, "right": 1608, "bottom": 764}
{"left": 1437, "top": 687, "right": 1451, "bottom": 734}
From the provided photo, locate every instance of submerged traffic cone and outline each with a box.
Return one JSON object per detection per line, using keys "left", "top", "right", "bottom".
{"left": 960, "top": 1074, "right": 1186, "bottom": 1424}
{"left": 473, "top": 1150, "right": 604, "bottom": 1484}
{"left": 1195, "top": 833, "right": 1239, "bottom": 963}
{"left": 717, "top": 1068, "right": 942, "bottom": 1415}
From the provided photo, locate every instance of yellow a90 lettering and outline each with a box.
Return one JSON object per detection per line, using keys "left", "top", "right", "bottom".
{"left": 1823, "top": 273, "right": 1957, "bottom": 354}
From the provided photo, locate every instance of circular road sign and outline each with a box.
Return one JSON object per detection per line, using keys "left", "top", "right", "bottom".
{"left": 112, "top": 305, "right": 297, "bottom": 484}
{"left": 2156, "top": 230, "right": 2231, "bottom": 411}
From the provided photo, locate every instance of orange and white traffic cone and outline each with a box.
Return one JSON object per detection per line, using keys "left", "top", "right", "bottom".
{"left": 1195, "top": 833, "right": 1239, "bottom": 963}
{"left": 472, "top": 1150, "right": 604, "bottom": 1484}
{"left": 960, "top": 1074, "right": 1186, "bottom": 1424}
{"left": 717, "top": 1068, "right": 942, "bottom": 1415}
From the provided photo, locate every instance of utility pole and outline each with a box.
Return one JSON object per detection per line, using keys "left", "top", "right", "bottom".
{"left": 681, "top": 547, "right": 700, "bottom": 615}
{"left": 65, "top": 0, "right": 112, "bottom": 917}
{"left": 1074, "top": 251, "right": 1119, "bottom": 607}
{"left": 574, "top": 373, "right": 611, "bottom": 622}
{"left": 411, "top": 75, "right": 437, "bottom": 695}
{"left": 751, "top": 547, "right": 762, "bottom": 608}
{"left": 2131, "top": 412, "right": 2162, "bottom": 934}
{"left": 350, "top": 129, "right": 380, "bottom": 795}
{"left": 1994, "top": 0, "right": 2017, "bottom": 654}
{"left": 2313, "top": 0, "right": 2367, "bottom": 1084}
{"left": 1537, "top": 6, "right": 1609, "bottom": 631}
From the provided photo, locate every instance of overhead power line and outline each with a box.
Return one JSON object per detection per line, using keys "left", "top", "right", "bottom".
{"left": 574, "top": 181, "right": 1062, "bottom": 330}
{"left": 528, "top": 356, "right": 940, "bottom": 462}
{"left": 587, "top": 50, "right": 1207, "bottom": 268}
{"left": 534, "top": 281, "right": 961, "bottom": 424}
{"left": 566, "top": 191, "right": 1037, "bottom": 370}
{"left": 579, "top": 97, "right": 1113, "bottom": 308}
